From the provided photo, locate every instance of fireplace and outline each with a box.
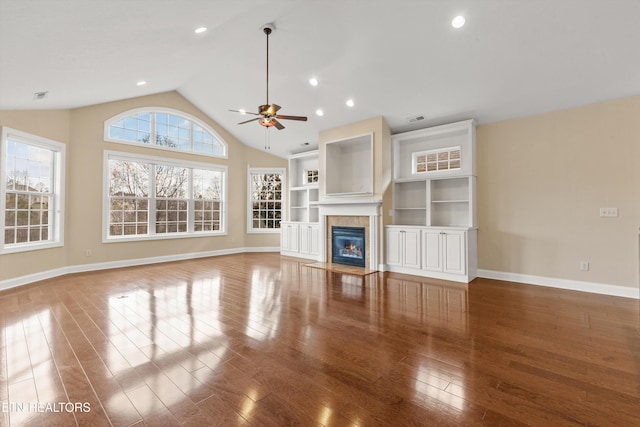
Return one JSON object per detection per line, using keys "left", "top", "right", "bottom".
{"left": 331, "top": 226, "right": 366, "bottom": 267}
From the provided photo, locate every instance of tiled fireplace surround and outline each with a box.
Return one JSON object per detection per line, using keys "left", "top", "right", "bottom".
{"left": 317, "top": 202, "right": 382, "bottom": 271}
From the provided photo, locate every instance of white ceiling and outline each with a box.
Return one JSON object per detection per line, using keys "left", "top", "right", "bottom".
{"left": 2, "top": 0, "right": 640, "bottom": 158}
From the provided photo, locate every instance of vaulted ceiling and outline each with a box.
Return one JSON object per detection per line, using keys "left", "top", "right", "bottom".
{"left": 2, "top": 0, "right": 640, "bottom": 158}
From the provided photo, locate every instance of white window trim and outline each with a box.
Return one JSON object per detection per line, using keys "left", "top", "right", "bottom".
{"left": 247, "top": 167, "right": 286, "bottom": 234}
{"left": 103, "top": 150, "right": 228, "bottom": 243}
{"left": 411, "top": 146, "right": 462, "bottom": 175}
{"left": 0, "top": 127, "right": 66, "bottom": 254}
{"left": 103, "top": 106, "right": 228, "bottom": 159}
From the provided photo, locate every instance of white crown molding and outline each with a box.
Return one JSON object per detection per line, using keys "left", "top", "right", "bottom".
{"left": 478, "top": 269, "right": 639, "bottom": 300}
{"left": 0, "top": 247, "right": 280, "bottom": 293}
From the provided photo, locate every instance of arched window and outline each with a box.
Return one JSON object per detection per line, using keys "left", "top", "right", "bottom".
{"left": 104, "top": 107, "right": 227, "bottom": 158}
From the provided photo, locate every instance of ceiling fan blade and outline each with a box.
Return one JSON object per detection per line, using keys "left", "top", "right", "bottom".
{"left": 238, "top": 117, "right": 262, "bottom": 125}
{"left": 266, "top": 104, "right": 281, "bottom": 115}
{"left": 272, "top": 119, "right": 285, "bottom": 130}
{"left": 229, "top": 109, "right": 260, "bottom": 116}
{"left": 276, "top": 114, "right": 308, "bottom": 122}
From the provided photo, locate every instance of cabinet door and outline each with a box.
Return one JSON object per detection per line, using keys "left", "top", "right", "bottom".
{"left": 281, "top": 224, "right": 290, "bottom": 251}
{"left": 422, "top": 229, "right": 443, "bottom": 272}
{"left": 299, "top": 224, "right": 310, "bottom": 254}
{"left": 443, "top": 230, "right": 466, "bottom": 274}
{"left": 308, "top": 224, "right": 320, "bottom": 256}
{"left": 299, "top": 224, "right": 319, "bottom": 256}
{"left": 281, "top": 223, "right": 299, "bottom": 252}
{"left": 385, "top": 228, "right": 403, "bottom": 267}
{"left": 402, "top": 228, "right": 421, "bottom": 269}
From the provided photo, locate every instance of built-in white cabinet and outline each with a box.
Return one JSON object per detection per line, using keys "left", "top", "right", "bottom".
{"left": 386, "top": 226, "right": 476, "bottom": 283}
{"left": 281, "top": 221, "right": 319, "bottom": 259}
{"left": 386, "top": 226, "right": 421, "bottom": 269}
{"left": 281, "top": 150, "right": 320, "bottom": 261}
{"left": 386, "top": 119, "right": 478, "bottom": 283}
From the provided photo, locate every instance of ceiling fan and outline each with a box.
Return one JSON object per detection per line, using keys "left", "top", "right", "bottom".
{"left": 230, "top": 23, "right": 307, "bottom": 131}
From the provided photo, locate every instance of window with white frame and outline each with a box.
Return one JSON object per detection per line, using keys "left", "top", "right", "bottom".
{"left": 247, "top": 168, "right": 285, "bottom": 233}
{"left": 412, "top": 146, "right": 461, "bottom": 174}
{"left": 1, "top": 127, "right": 65, "bottom": 253}
{"left": 104, "top": 108, "right": 227, "bottom": 158}
{"left": 105, "top": 151, "right": 225, "bottom": 241}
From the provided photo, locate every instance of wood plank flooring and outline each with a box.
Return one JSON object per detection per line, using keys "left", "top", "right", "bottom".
{"left": 0, "top": 252, "right": 638, "bottom": 426}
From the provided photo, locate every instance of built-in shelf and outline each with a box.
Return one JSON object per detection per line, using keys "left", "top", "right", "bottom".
{"left": 391, "top": 121, "right": 477, "bottom": 228}
{"left": 287, "top": 150, "right": 320, "bottom": 223}
{"left": 324, "top": 133, "right": 374, "bottom": 197}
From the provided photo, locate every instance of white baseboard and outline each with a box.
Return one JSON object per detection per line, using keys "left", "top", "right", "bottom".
{"left": 478, "top": 269, "right": 640, "bottom": 299}
{"left": 4, "top": 255, "right": 637, "bottom": 300}
{"left": 0, "top": 247, "right": 280, "bottom": 293}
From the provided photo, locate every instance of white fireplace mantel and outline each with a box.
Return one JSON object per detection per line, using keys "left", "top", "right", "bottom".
{"left": 317, "top": 200, "right": 383, "bottom": 270}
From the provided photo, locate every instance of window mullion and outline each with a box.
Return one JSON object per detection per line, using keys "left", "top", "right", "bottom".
{"left": 190, "top": 123, "right": 194, "bottom": 152}
{"left": 149, "top": 163, "right": 156, "bottom": 235}
{"left": 188, "top": 169, "right": 194, "bottom": 233}
{"left": 151, "top": 113, "right": 156, "bottom": 147}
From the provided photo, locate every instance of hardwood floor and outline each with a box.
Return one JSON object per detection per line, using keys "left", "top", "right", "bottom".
{"left": 0, "top": 253, "right": 639, "bottom": 426}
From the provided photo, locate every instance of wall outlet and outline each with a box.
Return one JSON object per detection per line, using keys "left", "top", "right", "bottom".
{"left": 599, "top": 207, "right": 618, "bottom": 217}
{"left": 85, "top": 248, "right": 92, "bottom": 257}
{"left": 580, "top": 261, "right": 589, "bottom": 271}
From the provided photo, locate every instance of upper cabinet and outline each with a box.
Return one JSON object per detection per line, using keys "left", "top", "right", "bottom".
{"left": 393, "top": 119, "right": 476, "bottom": 181}
{"left": 324, "top": 133, "right": 374, "bottom": 197}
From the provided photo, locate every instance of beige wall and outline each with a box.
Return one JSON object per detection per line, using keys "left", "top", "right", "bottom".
{"left": 0, "top": 110, "right": 71, "bottom": 279}
{"left": 477, "top": 96, "right": 640, "bottom": 288}
{"left": 1, "top": 91, "right": 285, "bottom": 282}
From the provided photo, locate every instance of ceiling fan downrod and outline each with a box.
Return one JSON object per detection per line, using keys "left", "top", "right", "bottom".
{"left": 263, "top": 23, "right": 275, "bottom": 106}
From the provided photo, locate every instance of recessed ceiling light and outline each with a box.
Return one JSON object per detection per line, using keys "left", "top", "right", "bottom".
{"left": 195, "top": 27, "right": 207, "bottom": 34}
{"left": 309, "top": 78, "right": 319, "bottom": 86}
{"left": 239, "top": 108, "right": 246, "bottom": 115}
{"left": 136, "top": 80, "right": 147, "bottom": 86}
{"left": 33, "top": 91, "right": 48, "bottom": 100}
{"left": 346, "top": 99, "right": 355, "bottom": 107}
{"left": 315, "top": 109, "right": 324, "bottom": 116}
{"left": 451, "top": 16, "right": 466, "bottom": 29}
